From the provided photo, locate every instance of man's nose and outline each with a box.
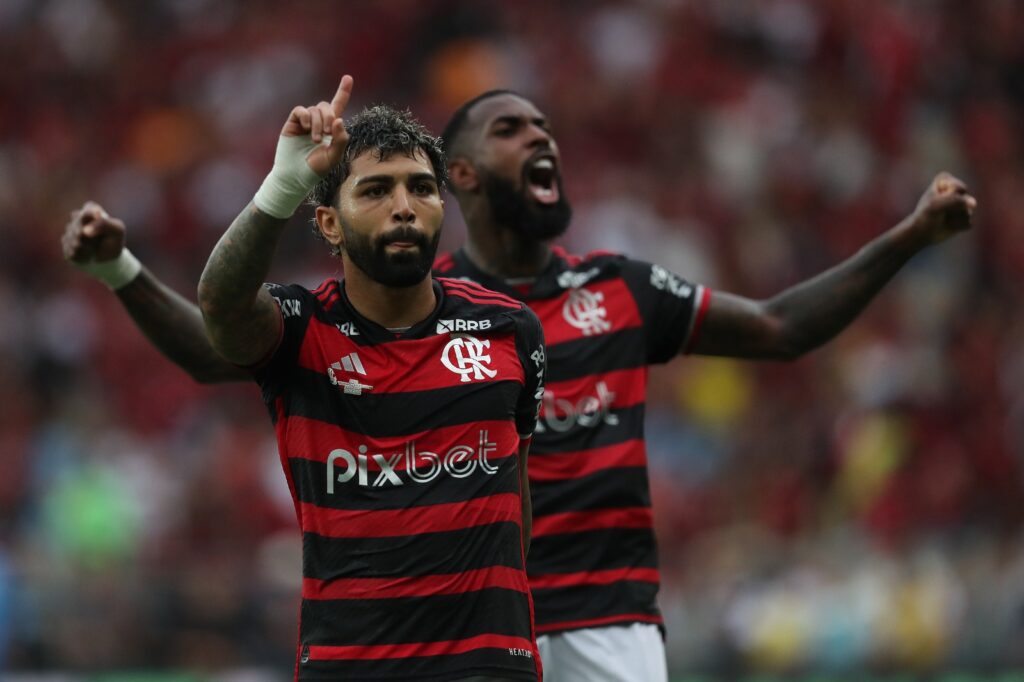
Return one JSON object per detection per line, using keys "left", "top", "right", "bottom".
{"left": 391, "top": 186, "right": 415, "bottom": 223}
{"left": 525, "top": 123, "right": 553, "bottom": 151}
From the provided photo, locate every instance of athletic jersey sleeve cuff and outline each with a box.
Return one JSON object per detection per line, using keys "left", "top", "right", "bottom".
{"left": 682, "top": 286, "right": 712, "bottom": 355}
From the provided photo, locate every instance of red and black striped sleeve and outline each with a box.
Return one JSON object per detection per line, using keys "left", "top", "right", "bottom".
{"left": 619, "top": 258, "right": 710, "bottom": 363}
{"left": 251, "top": 281, "right": 324, "bottom": 398}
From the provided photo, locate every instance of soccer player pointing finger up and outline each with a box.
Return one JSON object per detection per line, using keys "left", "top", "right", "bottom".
{"left": 197, "top": 77, "right": 547, "bottom": 682}
{"left": 68, "top": 87, "right": 976, "bottom": 682}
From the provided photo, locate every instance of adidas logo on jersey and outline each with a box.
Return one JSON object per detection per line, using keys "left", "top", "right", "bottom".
{"left": 328, "top": 353, "right": 373, "bottom": 395}
{"left": 436, "top": 318, "right": 492, "bottom": 334}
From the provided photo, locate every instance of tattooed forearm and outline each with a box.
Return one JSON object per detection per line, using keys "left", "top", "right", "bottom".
{"left": 117, "top": 268, "right": 249, "bottom": 383}
{"left": 198, "top": 202, "right": 288, "bottom": 365}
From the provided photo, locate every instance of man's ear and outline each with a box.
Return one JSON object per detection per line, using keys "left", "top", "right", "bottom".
{"left": 448, "top": 157, "right": 479, "bottom": 193}
{"left": 315, "top": 206, "right": 344, "bottom": 252}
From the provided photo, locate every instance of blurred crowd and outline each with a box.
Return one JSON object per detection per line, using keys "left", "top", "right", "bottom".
{"left": 1, "top": 0, "right": 1023, "bottom": 676}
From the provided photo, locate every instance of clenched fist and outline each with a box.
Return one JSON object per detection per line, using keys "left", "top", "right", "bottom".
{"left": 62, "top": 201, "right": 126, "bottom": 264}
{"left": 907, "top": 172, "right": 977, "bottom": 246}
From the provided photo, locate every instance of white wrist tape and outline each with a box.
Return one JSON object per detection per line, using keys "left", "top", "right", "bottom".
{"left": 253, "top": 134, "right": 329, "bottom": 219}
{"left": 76, "top": 248, "right": 142, "bottom": 290}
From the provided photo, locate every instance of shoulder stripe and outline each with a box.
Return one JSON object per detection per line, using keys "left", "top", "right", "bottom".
{"left": 433, "top": 253, "right": 455, "bottom": 273}
{"left": 440, "top": 278, "right": 522, "bottom": 309}
{"left": 312, "top": 279, "right": 335, "bottom": 298}
{"left": 445, "top": 288, "right": 523, "bottom": 311}
{"left": 313, "top": 279, "right": 342, "bottom": 311}
{"left": 551, "top": 245, "right": 582, "bottom": 267}
{"left": 440, "top": 277, "right": 520, "bottom": 301}
{"left": 442, "top": 276, "right": 516, "bottom": 301}
{"left": 307, "top": 633, "right": 537, "bottom": 662}
{"left": 532, "top": 506, "right": 653, "bottom": 538}
{"left": 303, "top": 565, "right": 528, "bottom": 601}
{"left": 321, "top": 291, "right": 341, "bottom": 312}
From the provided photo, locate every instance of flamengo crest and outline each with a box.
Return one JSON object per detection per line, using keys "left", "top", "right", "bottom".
{"left": 441, "top": 335, "right": 498, "bottom": 383}
{"left": 563, "top": 287, "right": 611, "bottom": 336}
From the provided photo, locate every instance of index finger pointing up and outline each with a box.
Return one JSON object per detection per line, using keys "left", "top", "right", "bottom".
{"left": 331, "top": 75, "right": 354, "bottom": 116}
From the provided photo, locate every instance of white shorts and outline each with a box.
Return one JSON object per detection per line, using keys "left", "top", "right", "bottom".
{"left": 536, "top": 622, "right": 668, "bottom": 682}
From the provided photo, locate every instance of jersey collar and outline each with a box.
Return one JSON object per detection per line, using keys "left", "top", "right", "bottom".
{"left": 337, "top": 278, "right": 446, "bottom": 343}
{"left": 449, "top": 248, "right": 570, "bottom": 301}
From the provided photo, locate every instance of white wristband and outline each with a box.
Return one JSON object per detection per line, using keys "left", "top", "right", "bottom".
{"left": 75, "top": 248, "right": 142, "bottom": 290}
{"left": 253, "top": 135, "right": 328, "bottom": 219}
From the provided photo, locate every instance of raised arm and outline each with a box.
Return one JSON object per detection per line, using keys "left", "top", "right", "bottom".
{"left": 690, "top": 173, "right": 977, "bottom": 360}
{"left": 63, "top": 202, "right": 247, "bottom": 383}
{"left": 197, "top": 76, "right": 353, "bottom": 365}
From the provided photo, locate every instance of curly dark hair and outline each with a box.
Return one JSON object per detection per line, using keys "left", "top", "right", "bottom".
{"left": 307, "top": 105, "right": 448, "bottom": 255}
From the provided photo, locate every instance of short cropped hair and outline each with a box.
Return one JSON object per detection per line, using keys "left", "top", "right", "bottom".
{"left": 308, "top": 105, "right": 448, "bottom": 254}
{"left": 440, "top": 89, "right": 519, "bottom": 158}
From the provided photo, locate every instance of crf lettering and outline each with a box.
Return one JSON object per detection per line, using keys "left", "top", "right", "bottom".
{"left": 442, "top": 336, "right": 498, "bottom": 383}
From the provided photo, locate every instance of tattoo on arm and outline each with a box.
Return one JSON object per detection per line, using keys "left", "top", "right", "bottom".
{"left": 117, "top": 268, "right": 249, "bottom": 383}
{"left": 198, "top": 202, "right": 288, "bottom": 366}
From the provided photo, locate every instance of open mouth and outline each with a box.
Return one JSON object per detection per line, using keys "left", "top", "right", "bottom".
{"left": 525, "top": 156, "right": 560, "bottom": 205}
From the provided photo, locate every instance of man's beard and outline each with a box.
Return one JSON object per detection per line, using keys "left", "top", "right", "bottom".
{"left": 342, "top": 222, "right": 441, "bottom": 288}
{"left": 481, "top": 171, "right": 572, "bottom": 241}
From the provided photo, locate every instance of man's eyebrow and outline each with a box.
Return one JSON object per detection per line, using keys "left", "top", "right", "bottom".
{"left": 489, "top": 114, "right": 548, "bottom": 129}
{"left": 489, "top": 115, "right": 523, "bottom": 128}
{"left": 408, "top": 172, "right": 438, "bottom": 184}
{"left": 353, "top": 174, "right": 395, "bottom": 187}
{"left": 354, "top": 172, "right": 437, "bottom": 187}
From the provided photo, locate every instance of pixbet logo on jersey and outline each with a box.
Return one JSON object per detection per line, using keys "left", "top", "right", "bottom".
{"left": 325, "top": 430, "right": 500, "bottom": 489}
{"left": 534, "top": 381, "right": 619, "bottom": 434}
{"left": 441, "top": 335, "right": 498, "bottom": 383}
{"left": 563, "top": 288, "right": 611, "bottom": 336}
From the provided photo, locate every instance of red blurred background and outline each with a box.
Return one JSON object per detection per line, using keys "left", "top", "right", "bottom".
{"left": 1, "top": 0, "right": 1022, "bottom": 677}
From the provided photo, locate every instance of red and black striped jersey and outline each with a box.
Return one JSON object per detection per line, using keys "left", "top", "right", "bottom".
{"left": 252, "top": 277, "right": 546, "bottom": 681}
{"left": 434, "top": 248, "right": 710, "bottom": 636}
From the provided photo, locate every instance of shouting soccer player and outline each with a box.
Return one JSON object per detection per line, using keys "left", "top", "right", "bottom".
{"left": 192, "top": 76, "right": 546, "bottom": 681}
{"left": 65, "top": 91, "right": 975, "bottom": 682}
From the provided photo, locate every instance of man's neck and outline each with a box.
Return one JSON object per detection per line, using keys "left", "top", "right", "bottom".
{"left": 342, "top": 263, "right": 436, "bottom": 330}
{"left": 462, "top": 205, "right": 553, "bottom": 279}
